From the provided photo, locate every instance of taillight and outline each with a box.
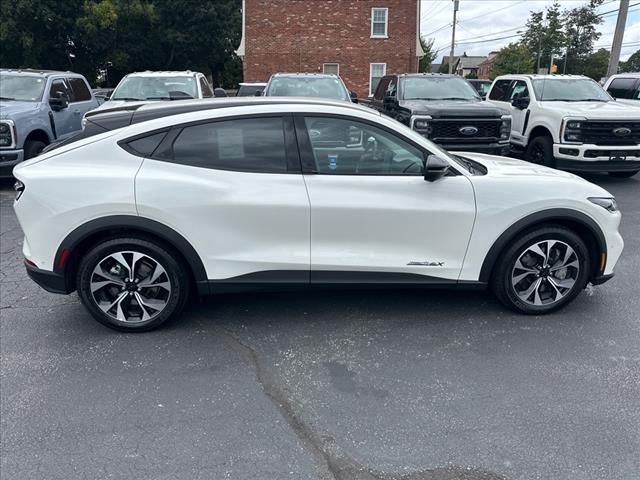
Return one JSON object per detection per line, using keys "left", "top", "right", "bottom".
{"left": 14, "top": 180, "right": 24, "bottom": 201}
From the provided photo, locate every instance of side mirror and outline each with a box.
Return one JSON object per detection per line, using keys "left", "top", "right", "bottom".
{"left": 350, "top": 91, "right": 358, "bottom": 103}
{"left": 511, "top": 96, "right": 530, "bottom": 109}
{"left": 424, "top": 154, "right": 450, "bottom": 182}
{"left": 214, "top": 88, "right": 228, "bottom": 98}
{"left": 49, "top": 91, "right": 69, "bottom": 111}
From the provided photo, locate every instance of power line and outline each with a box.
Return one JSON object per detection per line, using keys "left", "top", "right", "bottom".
{"left": 423, "top": 22, "right": 452, "bottom": 37}
{"left": 597, "top": 2, "right": 639, "bottom": 16}
{"left": 455, "top": 25, "right": 524, "bottom": 42}
{"left": 455, "top": 32, "right": 524, "bottom": 46}
{"left": 457, "top": 0, "right": 526, "bottom": 24}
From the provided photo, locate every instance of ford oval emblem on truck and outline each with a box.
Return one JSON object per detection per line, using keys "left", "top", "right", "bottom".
{"left": 459, "top": 126, "right": 478, "bottom": 136}
{"left": 613, "top": 127, "right": 631, "bottom": 137}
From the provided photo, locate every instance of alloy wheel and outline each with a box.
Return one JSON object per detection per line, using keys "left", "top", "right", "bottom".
{"left": 511, "top": 240, "right": 580, "bottom": 307}
{"left": 89, "top": 251, "right": 172, "bottom": 323}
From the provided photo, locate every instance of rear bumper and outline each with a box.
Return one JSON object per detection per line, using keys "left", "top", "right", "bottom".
{"left": 25, "top": 260, "right": 72, "bottom": 294}
{"left": 0, "top": 149, "right": 24, "bottom": 177}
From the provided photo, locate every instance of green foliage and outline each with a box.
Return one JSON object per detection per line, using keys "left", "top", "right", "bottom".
{"left": 0, "top": 0, "right": 242, "bottom": 87}
{"left": 619, "top": 49, "right": 640, "bottom": 73}
{"left": 521, "top": 1, "right": 566, "bottom": 72}
{"left": 438, "top": 62, "right": 449, "bottom": 74}
{"left": 465, "top": 71, "right": 478, "bottom": 79}
{"left": 489, "top": 43, "right": 535, "bottom": 80}
{"left": 562, "top": 0, "right": 604, "bottom": 75}
{"left": 580, "top": 48, "right": 609, "bottom": 80}
{"left": 418, "top": 37, "right": 437, "bottom": 73}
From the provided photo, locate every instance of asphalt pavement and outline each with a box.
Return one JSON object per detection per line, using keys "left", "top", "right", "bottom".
{"left": 1, "top": 173, "right": 639, "bottom": 480}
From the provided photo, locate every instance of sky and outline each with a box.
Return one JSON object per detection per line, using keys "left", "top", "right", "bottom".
{"left": 420, "top": 0, "right": 640, "bottom": 63}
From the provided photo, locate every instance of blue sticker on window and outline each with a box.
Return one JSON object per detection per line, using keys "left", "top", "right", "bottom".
{"left": 328, "top": 154, "right": 338, "bottom": 170}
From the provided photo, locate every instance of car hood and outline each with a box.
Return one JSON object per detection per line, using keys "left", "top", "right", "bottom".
{"left": 399, "top": 99, "right": 508, "bottom": 118}
{"left": 539, "top": 100, "right": 640, "bottom": 118}
{"left": 0, "top": 101, "right": 39, "bottom": 119}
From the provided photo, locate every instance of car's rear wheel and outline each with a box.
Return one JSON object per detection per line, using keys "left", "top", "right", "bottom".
{"left": 24, "top": 140, "right": 46, "bottom": 160}
{"left": 525, "top": 136, "right": 555, "bottom": 167}
{"left": 491, "top": 226, "right": 591, "bottom": 314}
{"left": 609, "top": 170, "right": 638, "bottom": 178}
{"left": 77, "top": 237, "right": 189, "bottom": 331}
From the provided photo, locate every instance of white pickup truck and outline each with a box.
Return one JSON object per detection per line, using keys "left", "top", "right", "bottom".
{"left": 487, "top": 74, "right": 640, "bottom": 178}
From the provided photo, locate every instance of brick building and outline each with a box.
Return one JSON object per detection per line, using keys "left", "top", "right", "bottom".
{"left": 236, "top": 0, "right": 423, "bottom": 98}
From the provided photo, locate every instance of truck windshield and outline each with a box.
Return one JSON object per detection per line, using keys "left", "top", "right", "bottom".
{"left": 532, "top": 78, "right": 611, "bottom": 102}
{"left": 111, "top": 76, "right": 197, "bottom": 101}
{"left": 265, "top": 77, "right": 349, "bottom": 101}
{"left": 402, "top": 77, "right": 480, "bottom": 101}
{"left": 0, "top": 75, "right": 46, "bottom": 101}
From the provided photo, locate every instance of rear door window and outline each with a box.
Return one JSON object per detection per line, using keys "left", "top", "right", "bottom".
{"left": 488, "top": 79, "right": 512, "bottom": 101}
{"left": 607, "top": 78, "right": 637, "bottom": 99}
{"left": 170, "top": 117, "right": 287, "bottom": 173}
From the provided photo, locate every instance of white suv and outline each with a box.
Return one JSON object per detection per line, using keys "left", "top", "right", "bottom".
{"left": 13, "top": 98, "right": 623, "bottom": 331}
{"left": 603, "top": 72, "right": 640, "bottom": 106}
{"left": 487, "top": 74, "right": 640, "bottom": 178}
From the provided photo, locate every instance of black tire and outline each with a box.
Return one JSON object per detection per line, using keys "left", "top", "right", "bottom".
{"left": 525, "top": 135, "right": 555, "bottom": 167}
{"left": 76, "top": 237, "right": 190, "bottom": 332}
{"left": 24, "top": 139, "right": 46, "bottom": 160}
{"left": 491, "top": 226, "right": 591, "bottom": 315}
{"left": 609, "top": 170, "right": 639, "bottom": 178}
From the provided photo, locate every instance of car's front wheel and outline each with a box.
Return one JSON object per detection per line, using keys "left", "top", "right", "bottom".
{"left": 77, "top": 237, "right": 190, "bottom": 331}
{"left": 491, "top": 226, "right": 591, "bottom": 314}
{"left": 525, "top": 136, "right": 555, "bottom": 167}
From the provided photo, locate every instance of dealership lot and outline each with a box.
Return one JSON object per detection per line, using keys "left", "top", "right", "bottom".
{"left": 1, "top": 173, "right": 638, "bottom": 480}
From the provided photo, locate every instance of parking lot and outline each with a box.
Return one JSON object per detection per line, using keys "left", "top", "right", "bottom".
{"left": 0, "top": 172, "right": 638, "bottom": 480}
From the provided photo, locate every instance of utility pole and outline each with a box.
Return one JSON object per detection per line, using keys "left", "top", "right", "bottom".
{"left": 607, "top": 0, "right": 629, "bottom": 77}
{"left": 448, "top": 0, "right": 459, "bottom": 74}
{"left": 536, "top": 36, "right": 542, "bottom": 73}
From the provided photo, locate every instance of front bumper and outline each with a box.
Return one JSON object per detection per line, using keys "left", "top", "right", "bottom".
{"left": 438, "top": 141, "right": 510, "bottom": 156}
{"left": 553, "top": 143, "right": 640, "bottom": 172}
{"left": 24, "top": 260, "right": 72, "bottom": 294}
{"left": 0, "top": 149, "right": 24, "bottom": 177}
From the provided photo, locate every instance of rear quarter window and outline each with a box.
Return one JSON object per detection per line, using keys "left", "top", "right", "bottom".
{"left": 121, "top": 131, "right": 168, "bottom": 157}
{"left": 607, "top": 78, "right": 637, "bottom": 99}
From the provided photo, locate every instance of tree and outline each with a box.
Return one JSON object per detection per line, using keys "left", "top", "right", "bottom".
{"left": 489, "top": 43, "right": 535, "bottom": 79}
{"left": 521, "top": 1, "right": 566, "bottom": 72}
{"left": 438, "top": 62, "right": 450, "bottom": 74}
{"left": 580, "top": 48, "right": 609, "bottom": 80}
{"left": 620, "top": 49, "right": 640, "bottom": 73}
{"left": 418, "top": 37, "right": 437, "bottom": 73}
{"left": 465, "top": 71, "right": 478, "bottom": 79}
{"left": 562, "top": 0, "right": 604, "bottom": 74}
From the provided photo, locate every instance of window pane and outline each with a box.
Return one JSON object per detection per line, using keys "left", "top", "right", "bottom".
{"left": 126, "top": 132, "right": 168, "bottom": 157}
{"left": 323, "top": 64, "right": 339, "bottom": 75}
{"left": 608, "top": 78, "right": 636, "bottom": 99}
{"left": 199, "top": 77, "right": 213, "bottom": 97}
{"left": 172, "top": 117, "right": 287, "bottom": 173}
{"left": 509, "top": 81, "right": 529, "bottom": 100}
{"left": 488, "top": 80, "right": 511, "bottom": 101}
{"left": 49, "top": 80, "right": 69, "bottom": 98}
{"left": 304, "top": 116, "right": 424, "bottom": 175}
{"left": 373, "top": 9, "right": 386, "bottom": 21}
{"left": 67, "top": 78, "right": 92, "bottom": 102}
{"left": 371, "top": 64, "right": 385, "bottom": 76}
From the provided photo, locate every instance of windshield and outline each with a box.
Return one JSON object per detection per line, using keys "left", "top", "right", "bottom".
{"left": 265, "top": 76, "right": 349, "bottom": 101}
{"left": 0, "top": 75, "right": 46, "bottom": 101}
{"left": 532, "top": 78, "right": 611, "bottom": 102}
{"left": 111, "top": 75, "right": 197, "bottom": 101}
{"left": 237, "top": 85, "right": 265, "bottom": 96}
{"left": 402, "top": 76, "right": 480, "bottom": 101}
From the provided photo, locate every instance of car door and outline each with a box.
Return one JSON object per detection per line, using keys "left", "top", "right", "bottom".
{"left": 66, "top": 77, "right": 97, "bottom": 132}
{"left": 370, "top": 76, "right": 391, "bottom": 112}
{"left": 488, "top": 79, "right": 523, "bottom": 145}
{"left": 506, "top": 80, "right": 530, "bottom": 143}
{"left": 48, "top": 78, "right": 75, "bottom": 139}
{"left": 295, "top": 114, "right": 476, "bottom": 283}
{"left": 135, "top": 114, "right": 311, "bottom": 285}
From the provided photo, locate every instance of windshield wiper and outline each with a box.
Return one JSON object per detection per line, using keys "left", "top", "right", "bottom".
{"left": 544, "top": 98, "right": 606, "bottom": 102}
{"left": 112, "top": 97, "right": 143, "bottom": 101}
{"left": 438, "top": 97, "right": 476, "bottom": 101}
{"left": 145, "top": 96, "right": 171, "bottom": 100}
{"left": 0, "top": 96, "right": 16, "bottom": 100}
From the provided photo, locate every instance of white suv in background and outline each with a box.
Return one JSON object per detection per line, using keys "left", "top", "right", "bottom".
{"left": 487, "top": 74, "right": 640, "bottom": 178}
{"left": 603, "top": 72, "right": 640, "bottom": 106}
{"left": 13, "top": 98, "right": 623, "bottom": 331}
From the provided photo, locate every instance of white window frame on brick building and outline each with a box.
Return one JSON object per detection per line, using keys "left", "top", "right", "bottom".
{"left": 323, "top": 63, "right": 340, "bottom": 76}
{"left": 371, "top": 7, "right": 388, "bottom": 38}
{"left": 369, "top": 63, "right": 386, "bottom": 97}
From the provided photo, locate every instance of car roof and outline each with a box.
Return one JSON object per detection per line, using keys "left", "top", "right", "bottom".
{"left": 493, "top": 74, "right": 590, "bottom": 80}
{"left": 239, "top": 82, "right": 267, "bottom": 86}
{"left": 123, "top": 71, "right": 201, "bottom": 78}
{"left": 0, "top": 68, "right": 84, "bottom": 78}
{"left": 608, "top": 72, "right": 640, "bottom": 79}
{"left": 270, "top": 73, "right": 340, "bottom": 78}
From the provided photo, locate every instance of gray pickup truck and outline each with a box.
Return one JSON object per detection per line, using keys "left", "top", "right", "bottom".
{"left": 0, "top": 69, "right": 99, "bottom": 177}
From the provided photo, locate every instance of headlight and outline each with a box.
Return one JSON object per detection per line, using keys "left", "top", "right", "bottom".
{"left": 411, "top": 116, "right": 432, "bottom": 136}
{"left": 588, "top": 197, "right": 618, "bottom": 213}
{"left": 500, "top": 115, "right": 511, "bottom": 141}
{"left": 0, "top": 120, "right": 16, "bottom": 148}
{"left": 562, "top": 117, "right": 586, "bottom": 144}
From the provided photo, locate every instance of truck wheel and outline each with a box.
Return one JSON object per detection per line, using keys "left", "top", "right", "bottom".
{"left": 24, "top": 140, "right": 46, "bottom": 160}
{"left": 609, "top": 170, "right": 638, "bottom": 178}
{"left": 525, "top": 136, "right": 555, "bottom": 168}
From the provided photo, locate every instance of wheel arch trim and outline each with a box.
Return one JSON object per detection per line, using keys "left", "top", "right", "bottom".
{"left": 54, "top": 215, "right": 209, "bottom": 294}
{"left": 478, "top": 208, "right": 607, "bottom": 283}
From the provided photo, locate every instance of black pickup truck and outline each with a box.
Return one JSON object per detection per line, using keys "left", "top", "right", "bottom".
{"left": 370, "top": 73, "right": 511, "bottom": 155}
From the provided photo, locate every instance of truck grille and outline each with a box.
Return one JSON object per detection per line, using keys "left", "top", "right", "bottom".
{"left": 580, "top": 121, "right": 640, "bottom": 146}
{"left": 430, "top": 119, "right": 501, "bottom": 142}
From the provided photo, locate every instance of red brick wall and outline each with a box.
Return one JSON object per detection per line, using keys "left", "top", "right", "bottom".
{"left": 243, "top": 0, "right": 419, "bottom": 98}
